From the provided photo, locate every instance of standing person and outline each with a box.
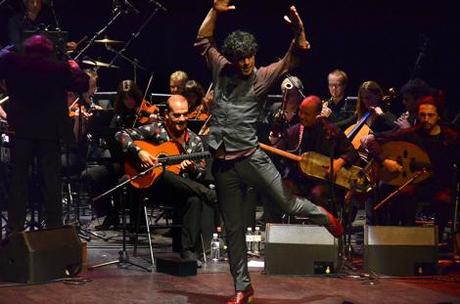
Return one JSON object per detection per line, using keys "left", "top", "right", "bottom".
{"left": 195, "top": 1, "right": 343, "bottom": 303}
{"left": 0, "top": 34, "right": 88, "bottom": 234}
{"left": 321, "top": 69, "right": 355, "bottom": 129}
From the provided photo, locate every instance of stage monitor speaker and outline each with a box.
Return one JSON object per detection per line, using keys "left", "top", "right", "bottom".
{"left": 264, "top": 224, "right": 339, "bottom": 275}
{"left": 364, "top": 225, "right": 438, "bottom": 276}
{"left": 0, "top": 225, "right": 83, "bottom": 283}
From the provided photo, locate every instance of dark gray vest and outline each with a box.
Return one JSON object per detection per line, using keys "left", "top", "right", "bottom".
{"left": 208, "top": 68, "right": 262, "bottom": 152}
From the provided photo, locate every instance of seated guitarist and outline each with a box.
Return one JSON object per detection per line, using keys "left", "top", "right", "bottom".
{"left": 115, "top": 94, "right": 216, "bottom": 261}
{"left": 364, "top": 96, "right": 460, "bottom": 242}
{"left": 267, "top": 95, "right": 358, "bottom": 222}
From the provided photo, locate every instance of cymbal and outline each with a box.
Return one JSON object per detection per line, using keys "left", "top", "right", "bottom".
{"left": 94, "top": 38, "right": 123, "bottom": 44}
{"left": 82, "top": 60, "right": 119, "bottom": 69}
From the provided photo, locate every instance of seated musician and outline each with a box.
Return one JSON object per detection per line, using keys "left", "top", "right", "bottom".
{"left": 394, "top": 78, "right": 435, "bottom": 129}
{"left": 111, "top": 80, "right": 159, "bottom": 129}
{"left": 183, "top": 79, "right": 211, "bottom": 121}
{"left": 321, "top": 69, "right": 356, "bottom": 130}
{"left": 115, "top": 94, "right": 216, "bottom": 260}
{"left": 364, "top": 96, "right": 460, "bottom": 242}
{"left": 353, "top": 81, "right": 397, "bottom": 134}
{"left": 266, "top": 75, "right": 304, "bottom": 143}
{"left": 266, "top": 95, "right": 358, "bottom": 222}
{"left": 82, "top": 79, "right": 157, "bottom": 229}
{"left": 169, "top": 70, "right": 189, "bottom": 95}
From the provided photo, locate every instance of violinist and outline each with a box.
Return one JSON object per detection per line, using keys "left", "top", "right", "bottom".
{"left": 67, "top": 69, "right": 101, "bottom": 142}
{"left": 321, "top": 69, "right": 356, "bottom": 130}
{"left": 183, "top": 80, "right": 211, "bottom": 121}
{"left": 169, "top": 70, "right": 189, "bottom": 95}
{"left": 111, "top": 79, "right": 159, "bottom": 129}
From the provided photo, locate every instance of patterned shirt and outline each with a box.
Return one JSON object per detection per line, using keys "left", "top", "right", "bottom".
{"left": 115, "top": 121, "right": 206, "bottom": 179}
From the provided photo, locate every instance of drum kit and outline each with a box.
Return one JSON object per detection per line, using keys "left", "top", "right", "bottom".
{"left": 81, "top": 38, "right": 123, "bottom": 69}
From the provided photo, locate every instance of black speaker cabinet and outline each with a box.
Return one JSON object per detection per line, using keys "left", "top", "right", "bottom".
{"left": 364, "top": 225, "right": 438, "bottom": 276}
{"left": 0, "top": 226, "right": 83, "bottom": 283}
{"left": 264, "top": 224, "right": 339, "bottom": 275}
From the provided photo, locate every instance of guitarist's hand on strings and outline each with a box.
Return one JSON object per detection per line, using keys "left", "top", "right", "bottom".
{"left": 138, "top": 150, "right": 158, "bottom": 168}
{"left": 180, "top": 160, "right": 195, "bottom": 172}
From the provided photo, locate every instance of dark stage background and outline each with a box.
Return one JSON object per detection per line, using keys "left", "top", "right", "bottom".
{"left": 1, "top": 0, "right": 459, "bottom": 117}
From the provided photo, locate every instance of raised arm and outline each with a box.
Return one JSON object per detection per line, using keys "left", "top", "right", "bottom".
{"left": 197, "top": 0, "right": 236, "bottom": 39}
{"left": 284, "top": 6, "right": 310, "bottom": 50}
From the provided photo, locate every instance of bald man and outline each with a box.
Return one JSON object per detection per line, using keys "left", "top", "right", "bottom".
{"left": 268, "top": 96, "right": 358, "bottom": 219}
{"left": 115, "top": 95, "right": 216, "bottom": 261}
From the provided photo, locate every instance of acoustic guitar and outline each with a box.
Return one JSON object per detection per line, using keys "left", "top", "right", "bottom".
{"left": 124, "top": 140, "right": 211, "bottom": 189}
{"left": 259, "top": 143, "right": 369, "bottom": 192}
{"left": 376, "top": 141, "right": 431, "bottom": 186}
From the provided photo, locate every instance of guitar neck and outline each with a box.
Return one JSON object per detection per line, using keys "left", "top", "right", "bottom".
{"left": 158, "top": 151, "right": 211, "bottom": 165}
{"left": 259, "top": 143, "right": 302, "bottom": 162}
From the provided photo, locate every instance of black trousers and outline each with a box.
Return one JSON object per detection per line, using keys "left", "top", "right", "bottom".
{"left": 8, "top": 137, "right": 62, "bottom": 232}
{"left": 148, "top": 171, "right": 216, "bottom": 252}
{"left": 212, "top": 149, "right": 328, "bottom": 292}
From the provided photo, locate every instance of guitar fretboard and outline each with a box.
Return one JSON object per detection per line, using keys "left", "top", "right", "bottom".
{"left": 157, "top": 151, "right": 211, "bottom": 165}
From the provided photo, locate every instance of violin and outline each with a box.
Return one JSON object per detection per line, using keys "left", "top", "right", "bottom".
{"left": 134, "top": 100, "right": 160, "bottom": 126}
{"left": 188, "top": 104, "right": 209, "bottom": 121}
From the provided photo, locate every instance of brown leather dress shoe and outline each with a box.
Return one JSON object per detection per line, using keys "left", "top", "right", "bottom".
{"left": 226, "top": 286, "right": 254, "bottom": 304}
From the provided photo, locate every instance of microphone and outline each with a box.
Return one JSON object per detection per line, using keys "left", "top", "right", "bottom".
{"left": 149, "top": 0, "right": 167, "bottom": 12}
{"left": 123, "top": 0, "right": 139, "bottom": 14}
{"left": 114, "top": 0, "right": 139, "bottom": 14}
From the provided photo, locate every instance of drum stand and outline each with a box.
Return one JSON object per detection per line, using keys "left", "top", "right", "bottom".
{"left": 88, "top": 164, "right": 161, "bottom": 271}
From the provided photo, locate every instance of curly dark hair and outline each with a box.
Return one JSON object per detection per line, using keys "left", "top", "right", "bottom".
{"left": 222, "top": 30, "right": 259, "bottom": 61}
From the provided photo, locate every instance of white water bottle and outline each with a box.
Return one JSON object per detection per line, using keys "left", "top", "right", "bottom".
{"left": 210, "top": 233, "right": 220, "bottom": 262}
{"left": 246, "top": 227, "right": 253, "bottom": 253}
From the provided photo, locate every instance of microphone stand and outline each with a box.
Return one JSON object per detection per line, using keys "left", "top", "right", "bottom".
{"left": 88, "top": 164, "right": 162, "bottom": 271}
{"left": 108, "top": 5, "right": 163, "bottom": 66}
{"left": 73, "top": 8, "right": 124, "bottom": 60}
{"left": 105, "top": 44, "right": 147, "bottom": 83}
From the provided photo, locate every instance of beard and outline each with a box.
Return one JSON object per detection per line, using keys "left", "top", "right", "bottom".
{"left": 169, "top": 121, "right": 187, "bottom": 138}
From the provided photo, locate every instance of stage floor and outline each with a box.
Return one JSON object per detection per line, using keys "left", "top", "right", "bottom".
{"left": 1, "top": 221, "right": 460, "bottom": 304}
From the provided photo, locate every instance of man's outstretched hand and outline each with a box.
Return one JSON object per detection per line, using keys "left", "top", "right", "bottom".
{"left": 213, "top": 0, "right": 236, "bottom": 13}
{"left": 284, "top": 6, "right": 304, "bottom": 34}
